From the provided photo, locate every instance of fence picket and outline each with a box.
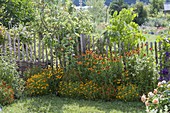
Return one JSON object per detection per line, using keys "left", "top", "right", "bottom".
{"left": 154, "top": 42, "right": 158, "bottom": 65}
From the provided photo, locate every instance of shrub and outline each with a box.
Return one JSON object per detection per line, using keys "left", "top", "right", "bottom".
{"left": 141, "top": 81, "right": 170, "bottom": 113}
{"left": 124, "top": 48, "right": 159, "bottom": 95}
{"left": 66, "top": 50, "right": 124, "bottom": 88}
{"left": 26, "top": 68, "right": 63, "bottom": 96}
{"left": 116, "top": 83, "right": 139, "bottom": 101}
{"left": 0, "top": 81, "right": 14, "bottom": 105}
{"left": 0, "top": 55, "right": 25, "bottom": 98}
{"left": 58, "top": 80, "right": 101, "bottom": 100}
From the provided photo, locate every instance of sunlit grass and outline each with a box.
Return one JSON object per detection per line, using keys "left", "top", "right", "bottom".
{"left": 2, "top": 95, "right": 146, "bottom": 113}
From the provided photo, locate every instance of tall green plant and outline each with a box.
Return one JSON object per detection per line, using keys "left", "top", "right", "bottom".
{"left": 107, "top": 8, "right": 145, "bottom": 48}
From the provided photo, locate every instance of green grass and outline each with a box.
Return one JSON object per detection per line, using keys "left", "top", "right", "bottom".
{"left": 2, "top": 95, "right": 146, "bottom": 113}
{"left": 143, "top": 34, "right": 157, "bottom": 42}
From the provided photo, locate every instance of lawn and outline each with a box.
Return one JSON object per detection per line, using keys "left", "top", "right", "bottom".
{"left": 2, "top": 95, "right": 146, "bottom": 113}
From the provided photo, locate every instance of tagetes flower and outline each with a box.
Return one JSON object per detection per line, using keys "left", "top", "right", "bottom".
{"left": 77, "top": 61, "right": 83, "bottom": 65}
{"left": 88, "top": 68, "right": 94, "bottom": 71}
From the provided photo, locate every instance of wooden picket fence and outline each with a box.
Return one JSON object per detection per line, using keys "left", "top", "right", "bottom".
{"left": 0, "top": 33, "right": 163, "bottom": 74}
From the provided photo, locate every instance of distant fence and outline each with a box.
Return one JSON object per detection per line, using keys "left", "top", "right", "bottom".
{"left": 0, "top": 33, "right": 163, "bottom": 74}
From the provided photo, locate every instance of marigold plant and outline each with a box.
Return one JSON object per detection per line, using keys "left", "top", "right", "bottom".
{"left": 0, "top": 81, "right": 14, "bottom": 105}
{"left": 116, "top": 83, "right": 139, "bottom": 101}
{"left": 26, "top": 68, "right": 63, "bottom": 96}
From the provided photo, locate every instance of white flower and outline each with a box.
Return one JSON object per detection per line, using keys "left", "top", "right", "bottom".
{"left": 167, "top": 84, "right": 170, "bottom": 88}
{"left": 0, "top": 107, "right": 2, "bottom": 112}
{"left": 148, "top": 92, "right": 154, "bottom": 98}
{"left": 161, "top": 80, "right": 166, "bottom": 84}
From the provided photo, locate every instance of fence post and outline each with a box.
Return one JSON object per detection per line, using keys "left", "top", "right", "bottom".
{"left": 80, "top": 34, "right": 86, "bottom": 53}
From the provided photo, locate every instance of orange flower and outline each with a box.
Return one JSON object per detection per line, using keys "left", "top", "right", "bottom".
{"left": 97, "top": 71, "right": 101, "bottom": 74}
{"left": 149, "top": 48, "right": 152, "bottom": 51}
{"left": 88, "top": 68, "right": 94, "bottom": 71}
{"left": 77, "top": 61, "right": 83, "bottom": 65}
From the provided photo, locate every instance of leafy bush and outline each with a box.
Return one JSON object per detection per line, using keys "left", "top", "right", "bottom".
{"left": 26, "top": 68, "right": 63, "bottom": 96}
{"left": 158, "top": 36, "right": 170, "bottom": 82}
{"left": 107, "top": 8, "right": 145, "bottom": 48}
{"left": 124, "top": 48, "right": 158, "bottom": 95}
{"left": 141, "top": 81, "right": 170, "bottom": 113}
{"left": 58, "top": 80, "right": 101, "bottom": 100}
{"left": 0, "top": 81, "right": 14, "bottom": 105}
{"left": 0, "top": 55, "right": 25, "bottom": 98}
{"left": 116, "top": 83, "right": 139, "bottom": 101}
{"left": 66, "top": 50, "right": 124, "bottom": 87}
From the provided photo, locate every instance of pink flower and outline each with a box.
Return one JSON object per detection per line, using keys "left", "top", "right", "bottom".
{"left": 145, "top": 101, "right": 150, "bottom": 106}
{"left": 152, "top": 98, "right": 159, "bottom": 104}
{"left": 153, "top": 89, "right": 157, "bottom": 94}
{"left": 157, "top": 82, "right": 162, "bottom": 87}
{"left": 141, "top": 94, "right": 146, "bottom": 103}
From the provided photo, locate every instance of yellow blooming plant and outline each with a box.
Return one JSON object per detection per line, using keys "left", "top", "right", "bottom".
{"left": 26, "top": 67, "right": 63, "bottom": 96}
{"left": 58, "top": 80, "right": 102, "bottom": 100}
{"left": 116, "top": 83, "right": 139, "bottom": 101}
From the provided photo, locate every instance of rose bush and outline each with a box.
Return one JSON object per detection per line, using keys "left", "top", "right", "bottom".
{"left": 141, "top": 81, "right": 170, "bottom": 113}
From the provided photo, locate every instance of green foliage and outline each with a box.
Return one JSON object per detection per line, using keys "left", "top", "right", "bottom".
{"left": 0, "top": 55, "right": 25, "bottom": 98}
{"left": 116, "top": 83, "right": 139, "bottom": 101}
{"left": 109, "top": 0, "right": 128, "bottom": 16}
{"left": 124, "top": 49, "right": 159, "bottom": 94}
{"left": 26, "top": 68, "right": 63, "bottom": 96}
{"left": 107, "top": 8, "right": 145, "bottom": 48}
{"left": 58, "top": 80, "right": 102, "bottom": 100}
{"left": 86, "top": 0, "right": 108, "bottom": 34}
{"left": 0, "top": 81, "right": 14, "bottom": 105}
{"left": 0, "top": 0, "right": 35, "bottom": 28}
{"left": 149, "top": 0, "right": 165, "bottom": 15}
{"left": 133, "top": 1, "right": 148, "bottom": 25}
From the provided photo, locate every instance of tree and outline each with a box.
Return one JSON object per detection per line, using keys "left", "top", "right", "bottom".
{"left": 149, "top": 0, "right": 165, "bottom": 14}
{"left": 0, "top": 0, "right": 35, "bottom": 28}
{"left": 86, "top": 0, "right": 108, "bottom": 34}
{"left": 107, "top": 8, "right": 145, "bottom": 47}
{"left": 109, "top": 0, "right": 128, "bottom": 16}
{"left": 86, "top": 0, "right": 107, "bottom": 23}
{"left": 133, "top": 1, "right": 148, "bottom": 25}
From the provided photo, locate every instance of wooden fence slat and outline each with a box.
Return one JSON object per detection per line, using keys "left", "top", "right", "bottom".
{"left": 50, "top": 42, "right": 53, "bottom": 68}
{"left": 26, "top": 43, "right": 29, "bottom": 62}
{"left": 150, "top": 42, "right": 153, "bottom": 52}
{"left": 106, "top": 38, "right": 109, "bottom": 57}
{"left": 114, "top": 42, "right": 116, "bottom": 54}
{"left": 145, "top": 42, "right": 148, "bottom": 55}
{"left": 34, "top": 34, "right": 36, "bottom": 62}
{"left": 30, "top": 44, "right": 33, "bottom": 62}
{"left": 42, "top": 41, "right": 44, "bottom": 62}
{"left": 13, "top": 37, "right": 16, "bottom": 61}
{"left": 38, "top": 37, "right": 41, "bottom": 62}
{"left": 92, "top": 36, "right": 95, "bottom": 51}
{"left": 8, "top": 33, "right": 12, "bottom": 61}
{"left": 17, "top": 37, "right": 20, "bottom": 61}
{"left": 159, "top": 42, "right": 162, "bottom": 69}
{"left": 46, "top": 47, "right": 48, "bottom": 67}
{"left": 22, "top": 44, "right": 25, "bottom": 61}
{"left": 154, "top": 41, "right": 158, "bottom": 65}
{"left": 4, "top": 33, "right": 7, "bottom": 56}
{"left": 55, "top": 45, "right": 58, "bottom": 68}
